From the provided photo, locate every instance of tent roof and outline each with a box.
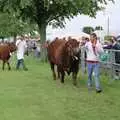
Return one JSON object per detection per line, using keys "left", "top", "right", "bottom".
{"left": 47, "top": 32, "right": 90, "bottom": 41}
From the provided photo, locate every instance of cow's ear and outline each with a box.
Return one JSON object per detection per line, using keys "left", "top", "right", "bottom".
{"left": 77, "top": 41, "right": 80, "bottom": 45}
{"left": 65, "top": 42, "right": 72, "bottom": 49}
{"left": 65, "top": 42, "right": 69, "bottom": 47}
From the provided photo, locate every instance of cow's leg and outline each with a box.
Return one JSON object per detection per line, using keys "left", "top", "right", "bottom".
{"left": 2, "top": 61, "right": 6, "bottom": 70}
{"left": 60, "top": 68, "right": 65, "bottom": 83}
{"left": 72, "top": 72, "right": 77, "bottom": 86}
{"left": 57, "top": 66, "right": 60, "bottom": 79}
{"left": 61, "top": 70, "right": 65, "bottom": 83}
{"left": 57, "top": 66, "right": 65, "bottom": 83}
{"left": 72, "top": 62, "right": 79, "bottom": 86}
{"left": 67, "top": 68, "right": 71, "bottom": 76}
{"left": 7, "top": 61, "right": 11, "bottom": 70}
{"left": 50, "top": 63, "right": 56, "bottom": 80}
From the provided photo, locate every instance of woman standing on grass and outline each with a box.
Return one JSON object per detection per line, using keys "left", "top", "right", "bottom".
{"left": 85, "top": 33, "right": 104, "bottom": 93}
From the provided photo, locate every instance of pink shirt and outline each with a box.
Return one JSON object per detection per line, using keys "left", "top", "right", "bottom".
{"left": 85, "top": 41, "right": 104, "bottom": 62}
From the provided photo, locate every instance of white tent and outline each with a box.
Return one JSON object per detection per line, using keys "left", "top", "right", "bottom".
{"left": 67, "top": 32, "right": 90, "bottom": 40}
{"left": 47, "top": 32, "right": 90, "bottom": 41}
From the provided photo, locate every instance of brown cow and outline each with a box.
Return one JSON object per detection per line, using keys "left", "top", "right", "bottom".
{"left": 47, "top": 38, "right": 81, "bottom": 85}
{"left": 0, "top": 42, "right": 16, "bottom": 70}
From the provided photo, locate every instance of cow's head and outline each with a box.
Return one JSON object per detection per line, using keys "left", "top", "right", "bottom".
{"left": 65, "top": 39, "right": 80, "bottom": 60}
{"left": 8, "top": 42, "right": 17, "bottom": 52}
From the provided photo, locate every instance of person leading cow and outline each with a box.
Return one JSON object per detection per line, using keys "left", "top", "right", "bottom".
{"left": 85, "top": 33, "right": 104, "bottom": 93}
{"left": 16, "top": 35, "right": 28, "bottom": 71}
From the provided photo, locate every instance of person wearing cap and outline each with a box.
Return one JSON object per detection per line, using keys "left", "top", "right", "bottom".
{"left": 16, "top": 35, "right": 28, "bottom": 70}
{"left": 85, "top": 33, "right": 104, "bottom": 93}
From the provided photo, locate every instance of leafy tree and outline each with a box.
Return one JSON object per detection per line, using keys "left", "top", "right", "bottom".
{"left": 0, "top": 0, "right": 114, "bottom": 60}
{"left": 0, "top": 13, "right": 11, "bottom": 38}
{"left": 82, "top": 26, "right": 94, "bottom": 34}
{"left": 95, "top": 26, "right": 103, "bottom": 31}
{"left": 0, "top": 12, "right": 38, "bottom": 41}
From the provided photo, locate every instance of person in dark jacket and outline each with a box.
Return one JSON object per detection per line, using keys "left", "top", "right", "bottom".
{"left": 111, "top": 36, "right": 120, "bottom": 79}
{"left": 103, "top": 41, "right": 113, "bottom": 49}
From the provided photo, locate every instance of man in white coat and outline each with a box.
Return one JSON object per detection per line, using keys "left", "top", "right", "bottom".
{"left": 16, "top": 35, "right": 28, "bottom": 70}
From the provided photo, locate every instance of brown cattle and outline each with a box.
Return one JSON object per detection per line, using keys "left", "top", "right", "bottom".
{"left": 0, "top": 42, "right": 16, "bottom": 70}
{"left": 47, "top": 38, "right": 81, "bottom": 85}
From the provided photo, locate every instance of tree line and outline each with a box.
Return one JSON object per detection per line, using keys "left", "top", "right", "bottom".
{"left": 82, "top": 26, "right": 103, "bottom": 35}
{"left": 0, "top": 0, "right": 114, "bottom": 60}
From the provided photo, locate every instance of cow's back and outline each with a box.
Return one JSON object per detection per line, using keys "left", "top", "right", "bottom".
{"left": 48, "top": 39, "right": 66, "bottom": 65}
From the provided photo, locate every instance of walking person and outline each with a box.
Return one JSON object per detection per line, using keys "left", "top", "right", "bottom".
{"left": 85, "top": 33, "right": 104, "bottom": 93}
{"left": 16, "top": 35, "right": 28, "bottom": 71}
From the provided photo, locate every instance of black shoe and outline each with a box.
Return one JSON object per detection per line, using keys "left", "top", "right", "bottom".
{"left": 96, "top": 89, "right": 102, "bottom": 93}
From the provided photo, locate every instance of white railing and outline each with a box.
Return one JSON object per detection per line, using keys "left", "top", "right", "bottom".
{"left": 80, "top": 48, "right": 120, "bottom": 81}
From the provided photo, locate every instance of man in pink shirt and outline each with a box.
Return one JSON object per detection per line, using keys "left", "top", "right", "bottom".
{"left": 85, "top": 33, "right": 104, "bottom": 93}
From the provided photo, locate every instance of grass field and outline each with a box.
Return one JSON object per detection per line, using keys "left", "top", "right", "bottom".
{"left": 0, "top": 55, "right": 120, "bottom": 120}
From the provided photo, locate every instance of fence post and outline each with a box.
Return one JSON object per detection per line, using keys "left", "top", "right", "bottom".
{"left": 110, "top": 50, "right": 115, "bottom": 82}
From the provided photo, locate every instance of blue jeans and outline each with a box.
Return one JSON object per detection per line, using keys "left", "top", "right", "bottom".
{"left": 16, "top": 59, "right": 26, "bottom": 70}
{"left": 87, "top": 62, "right": 101, "bottom": 90}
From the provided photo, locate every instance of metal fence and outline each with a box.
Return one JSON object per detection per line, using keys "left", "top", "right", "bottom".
{"left": 80, "top": 47, "right": 120, "bottom": 82}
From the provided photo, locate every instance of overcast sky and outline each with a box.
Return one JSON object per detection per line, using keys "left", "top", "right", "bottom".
{"left": 47, "top": 0, "right": 120, "bottom": 39}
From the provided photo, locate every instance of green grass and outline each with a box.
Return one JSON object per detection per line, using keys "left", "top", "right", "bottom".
{"left": 0, "top": 55, "right": 120, "bottom": 120}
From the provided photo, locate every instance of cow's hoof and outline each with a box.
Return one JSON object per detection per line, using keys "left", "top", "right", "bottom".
{"left": 61, "top": 81, "right": 64, "bottom": 83}
{"left": 53, "top": 76, "right": 56, "bottom": 80}
{"left": 8, "top": 68, "right": 11, "bottom": 71}
{"left": 67, "top": 71, "right": 71, "bottom": 76}
{"left": 73, "top": 82, "right": 77, "bottom": 86}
